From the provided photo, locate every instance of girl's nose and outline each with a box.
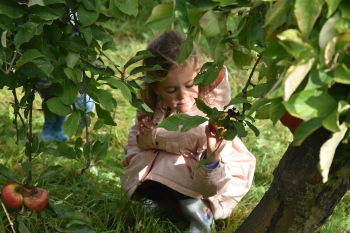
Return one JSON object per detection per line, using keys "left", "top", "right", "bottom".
{"left": 177, "top": 88, "right": 186, "bottom": 99}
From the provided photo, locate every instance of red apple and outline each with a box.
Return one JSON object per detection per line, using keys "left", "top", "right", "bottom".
{"left": 1, "top": 181, "right": 24, "bottom": 208}
{"left": 208, "top": 122, "right": 225, "bottom": 138}
{"left": 280, "top": 111, "right": 303, "bottom": 133}
{"left": 22, "top": 186, "right": 49, "bottom": 211}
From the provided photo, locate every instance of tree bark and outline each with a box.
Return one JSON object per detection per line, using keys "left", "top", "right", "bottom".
{"left": 236, "top": 128, "right": 350, "bottom": 233}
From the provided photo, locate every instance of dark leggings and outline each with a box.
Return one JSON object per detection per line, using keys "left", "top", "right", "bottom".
{"left": 135, "top": 180, "right": 190, "bottom": 201}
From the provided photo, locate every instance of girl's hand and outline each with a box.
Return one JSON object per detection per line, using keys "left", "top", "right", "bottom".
{"left": 205, "top": 125, "right": 225, "bottom": 164}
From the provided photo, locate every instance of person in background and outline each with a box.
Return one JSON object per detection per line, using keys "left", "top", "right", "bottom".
{"left": 119, "top": 30, "right": 256, "bottom": 233}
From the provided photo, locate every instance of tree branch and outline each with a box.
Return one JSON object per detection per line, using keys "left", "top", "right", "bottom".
{"left": 242, "top": 55, "right": 262, "bottom": 112}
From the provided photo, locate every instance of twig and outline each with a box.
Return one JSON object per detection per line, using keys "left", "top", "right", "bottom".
{"left": 242, "top": 55, "right": 262, "bottom": 112}
{"left": 6, "top": 49, "right": 18, "bottom": 75}
{"left": 25, "top": 86, "right": 36, "bottom": 184}
{"left": 11, "top": 90, "right": 26, "bottom": 145}
{"left": 37, "top": 211, "right": 49, "bottom": 233}
{"left": 1, "top": 200, "right": 16, "bottom": 233}
{"left": 97, "top": 48, "right": 124, "bottom": 80}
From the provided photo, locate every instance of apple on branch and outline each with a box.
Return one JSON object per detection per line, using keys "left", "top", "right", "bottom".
{"left": 279, "top": 111, "right": 303, "bottom": 133}
{"left": 1, "top": 181, "right": 24, "bottom": 209}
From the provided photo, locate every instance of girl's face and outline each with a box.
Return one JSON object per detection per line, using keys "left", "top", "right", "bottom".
{"left": 154, "top": 64, "right": 199, "bottom": 113}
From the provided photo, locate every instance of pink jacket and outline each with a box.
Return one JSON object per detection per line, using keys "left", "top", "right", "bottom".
{"left": 120, "top": 67, "right": 256, "bottom": 220}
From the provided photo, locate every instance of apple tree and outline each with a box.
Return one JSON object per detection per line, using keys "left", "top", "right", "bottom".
{"left": 0, "top": 0, "right": 154, "bottom": 231}
{"left": 145, "top": 0, "right": 350, "bottom": 232}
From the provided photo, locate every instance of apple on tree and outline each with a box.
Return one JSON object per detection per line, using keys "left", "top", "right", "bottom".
{"left": 1, "top": 181, "right": 24, "bottom": 209}
{"left": 279, "top": 111, "right": 303, "bottom": 133}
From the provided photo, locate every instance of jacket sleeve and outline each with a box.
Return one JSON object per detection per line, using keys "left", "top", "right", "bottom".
{"left": 191, "top": 138, "right": 256, "bottom": 219}
{"left": 120, "top": 114, "right": 158, "bottom": 198}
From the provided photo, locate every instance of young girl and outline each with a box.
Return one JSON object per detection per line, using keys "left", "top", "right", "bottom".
{"left": 119, "top": 30, "right": 256, "bottom": 233}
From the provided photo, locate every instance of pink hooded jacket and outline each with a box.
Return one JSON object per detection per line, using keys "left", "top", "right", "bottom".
{"left": 120, "top": 67, "right": 256, "bottom": 220}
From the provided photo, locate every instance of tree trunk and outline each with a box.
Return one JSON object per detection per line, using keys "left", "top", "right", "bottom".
{"left": 236, "top": 128, "right": 350, "bottom": 233}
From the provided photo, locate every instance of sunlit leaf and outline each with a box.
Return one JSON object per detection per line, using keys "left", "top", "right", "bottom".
{"left": 283, "top": 58, "right": 314, "bottom": 101}
{"left": 156, "top": 114, "right": 207, "bottom": 132}
{"left": 174, "top": 0, "right": 190, "bottom": 33}
{"left": 319, "top": 123, "right": 348, "bottom": 183}
{"left": 318, "top": 13, "right": 340, "bottom": 49}
{"left": 284, "top": 89, "right": 337, "bottom": 120}
{"left": 145, "top": 3, "right": 176, "bottom": 31}
{"left": 334, "top": 63, "right": 350, "bottom": 84}
{"left": 322, "top": 101, "right": 350, "bottom": 132}
{"left": 294, "top": 0, "right": 324, "bottom": 38}
{"left": 199, "top": 10, "right": 227, "bottom": 37}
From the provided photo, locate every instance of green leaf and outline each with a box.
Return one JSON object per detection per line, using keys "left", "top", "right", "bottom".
{"left": 322, "top": 100, "right": 350, "bottom": 132}
{"left": 28, "top": 5, "right": 61, "bottom": 20}
{"left": 21, "top": 162, "right": 32, "bottom": 173}
{"left": 245, "top": 120, "right": 259, "bottom": 136}
{"left": 77, "top": 4, "right": 100, "bottom": 27}
{"left": 247, "top": 98, "right": 271, "bottom": 116}
{"left": 177, "top": 35, "right": 193, "bottom": 64}
{"left": 199, "top": 10, "right": 227, "bottom": 37}
{"left": 318, "top": 13, "right": 340, "bottom": 49}
{"left": 283, "top": 89, "right": 337, "bottom": 119}
{"left": 64, "top": 67, "right": 81, "bottom": 84}
{"left": 79, "top": 0, "right": 97, "bottom": 11}
{"left": 92, "top": 140, "right": 108, "bottom": 160}
{"left": 16, "top": 49, "right": 43, "bottom": 67}
{"left": 145, "top": 3, "right": 176, "bottom": 31}
{"left": 59, "top": 80, "right": 79, "bottom": 105}
{"left": 270, "top": 98, "right": 285, "bottom": 125}
{"left": 114, "top": 0, "right": 138, "bottom": 16}
{"left": 283, "top": 58, "right": 315, "bottom": 101}
{"left": 156, "top": 114, "right": 207, "bottom": 132}
{"left": 233, "top": 121, "right": 247, "bottom": 138}
{"left": 294, "top": 0, "right": 324, "bottom": 38}
{"left": 38, "top": 165, "right": 65, "bottom": 180}
{"left": 95, "top": 104, "right": 117, "bottom": 126}
{"left": 325, "top": 0, "right": 342, "bottom": 17}
{"left": 334, "top": 63, "right": 350, "bottom": 84}
{"left": 124, "top": 50, "right": 154, "bottom": 70}
{"left": 209, "top": 36, "right": 226, "bottom": 64}
{"left": 0, "top": 1, "right": 25, "bottom": 18}
{"left": 57, "top": 36, "right": 89, "bottom": 53}
{"left": 264, "top": 0, "right": 290, "bottom": 30}
{"left": 254, "top": 104, "right": 270, "bottom": 119}
{"left": 100, "top": 77, "right": 132, "bottom": 101}
{"left": 66, "top": 51, "right": 80, "bottom": 69}
{"left": 174, "top": 0, "right": 190, "bottom": 33}
{"left": 51, "top": 203, "right": 91, "bottom": 224}
{"left": 194, "top": 61, "right": 224, "bottom": 87}
{"left": 195, "top": 98, "right": 213, "bottom": 115}
{"left": 319, "top": 123, "right": 348, "bottom": 183}
{"left": 95, "top": 89, "right": 114, "bottom": 112}
{"left": 93, "top": 118, "right": 105, "bottom": 130}
{"left": 46, "top": 97, "right": 73, "bottom": 116}
{"left": 304, "top": 69, "right": 332, "bottom": 90}
{"left": 0, "top": 163, "right": 16, "bottom": 181}
{"left": 14, "top": 22, "right": 40, "bottom": 46}
{"left": 277, "top": 29, "right": 314, "bottom": 59}
{"left": 293, "top": 117, "right": 324, "bottom": 146}
{"left": 232, "top": 50, "right": 251, "bottom": 69}
{"left": 63, "top": 111, "right": 80, "bottom": 137}
{"left": 130, "top": 64, "right": 165, "bottom": 76}
{"left": 225, "top": 97, "right": 249, "bottom": 108}
{"left": 80, "top": 61, "right": 114, "bottom": 76}
{"left": 64, "top": 222, "right": 95, "bottom": 233}
{"left": 57, "top": 142, "right": 76, "bottom": 159}
{"left": 0, "top": 15, "right": 16, "bottom": 32}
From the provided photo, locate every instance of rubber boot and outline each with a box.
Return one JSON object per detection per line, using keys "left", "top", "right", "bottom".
{"left": 73, "top": 94, "right": 95, "bottom": 128}
{"left": 39, "top": 115, "right": 67, "bottom": 142}
{"left": 179, "top": 198, "right": 214, "bottom": 233}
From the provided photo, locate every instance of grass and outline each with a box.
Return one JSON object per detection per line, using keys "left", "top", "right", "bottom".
{"left": 1, "top": 12, "right": 350, "bottom": 233}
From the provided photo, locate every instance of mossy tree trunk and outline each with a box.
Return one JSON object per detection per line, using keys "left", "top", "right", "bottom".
{"left": 236, "top": 128, "right": 350, "bottom": 233}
